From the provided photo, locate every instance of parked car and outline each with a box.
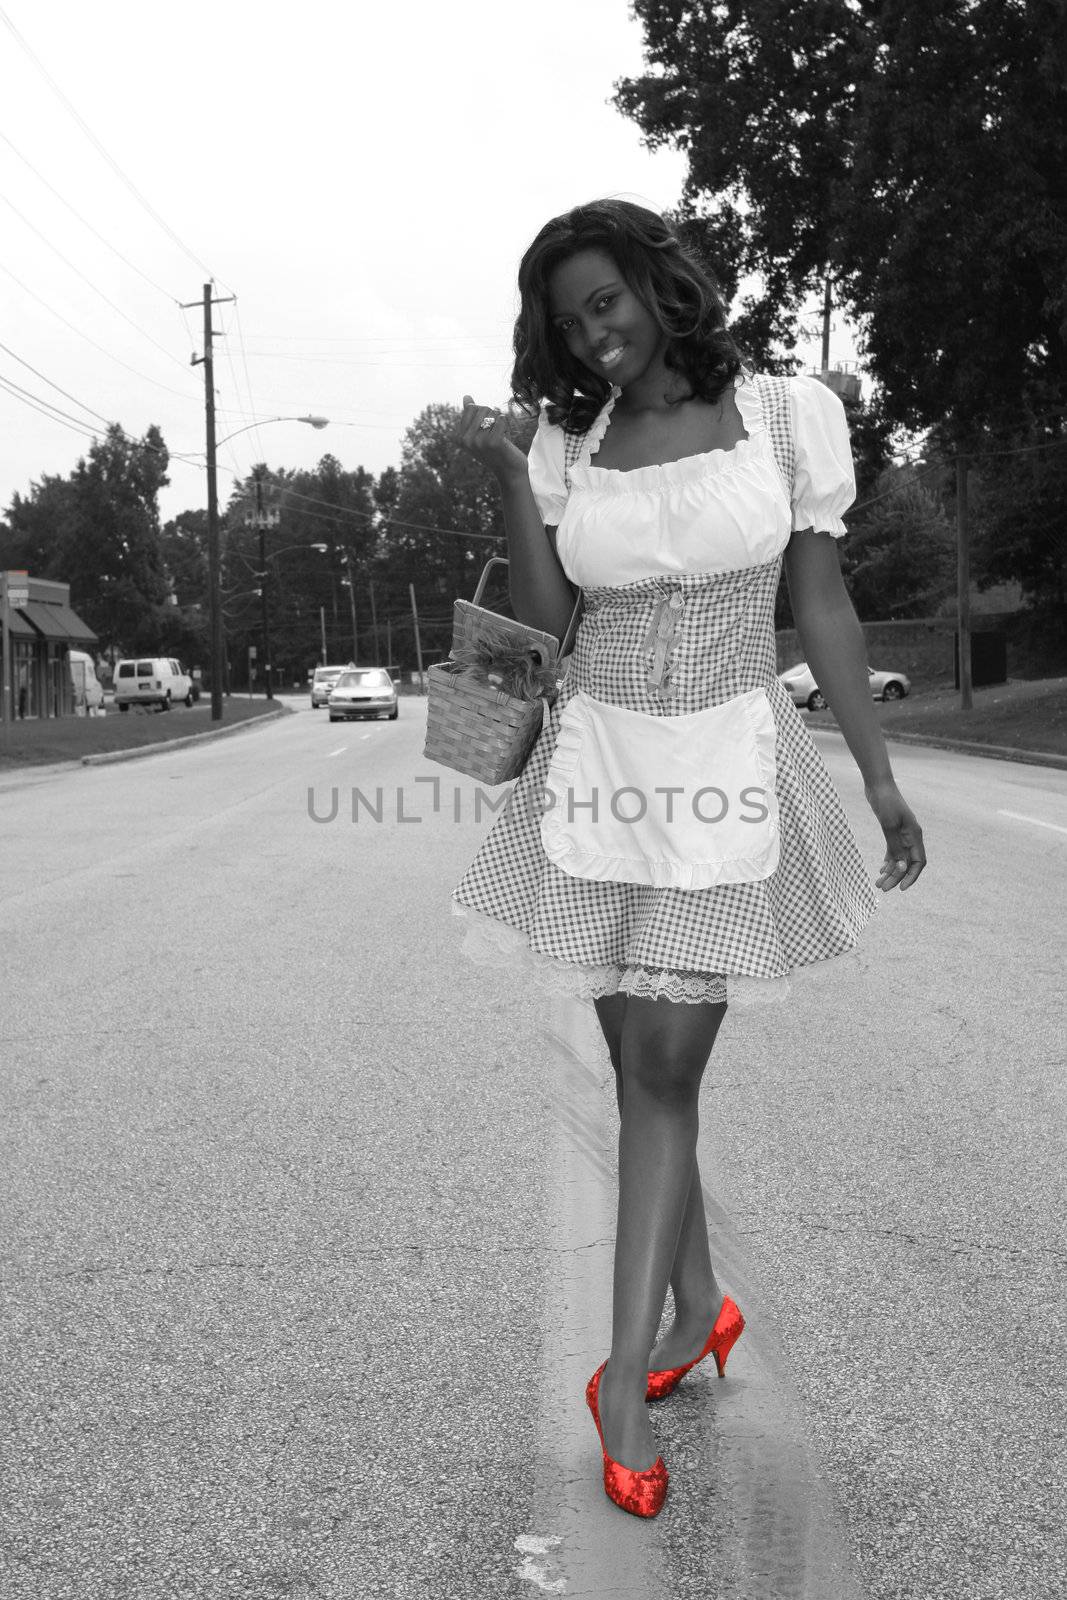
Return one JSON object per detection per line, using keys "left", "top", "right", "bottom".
{"left": 779, "top": 662, "right": 911, "bottom": 712}
{"left": 327, "top": 667, "right": 399, "bottom": 722}
{"left": 68, "top": 649, "right": 104, "bottom": 711}
{"left": 310, "top": 664, "right": 352, "bottom": 708}
{"left": 113, "top": 657, "right": 194, "bottom": 711}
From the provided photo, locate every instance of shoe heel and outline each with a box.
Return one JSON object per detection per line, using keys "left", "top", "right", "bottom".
{"left": 712, "top": 1307, "right": 745, "bottom": 1378}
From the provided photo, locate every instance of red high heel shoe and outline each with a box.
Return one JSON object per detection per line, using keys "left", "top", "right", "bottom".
{"left": 585, "top": 1361, "right": 668, "bottom": 1518}
{"left": 645, "top": 1296, "right": 745, "bottom": 1402}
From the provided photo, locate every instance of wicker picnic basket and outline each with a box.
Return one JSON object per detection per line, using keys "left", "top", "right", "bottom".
{"left": 424, "top": 558, "right": 581, "bottom": 785}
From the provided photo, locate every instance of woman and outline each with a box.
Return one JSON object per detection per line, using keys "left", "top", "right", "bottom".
{"left": 453, "top": 199, "right": 926, "bottom": 1518}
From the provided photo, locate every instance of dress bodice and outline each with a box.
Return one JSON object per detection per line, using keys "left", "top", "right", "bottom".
{"left": 526, "top": 371, "right": 856, "bottom": 590}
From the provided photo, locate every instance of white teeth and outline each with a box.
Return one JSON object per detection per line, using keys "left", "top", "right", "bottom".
{"left": 598, "top": 347, "right": 624, "bottom": 367}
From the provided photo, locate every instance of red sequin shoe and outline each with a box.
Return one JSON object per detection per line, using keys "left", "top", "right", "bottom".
{"left": 585, "top": 1360, "right": 668, "bottom": 1518}
{"left": 645, "top": 1296, "right": 745, "bottom": 1402}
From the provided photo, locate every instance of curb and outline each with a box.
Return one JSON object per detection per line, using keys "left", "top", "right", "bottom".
{"left": 81, "top": 703, "right": 291, "bottom": 767}
{"left": 812, "top": 723, "right": 1067, "bottom": 771}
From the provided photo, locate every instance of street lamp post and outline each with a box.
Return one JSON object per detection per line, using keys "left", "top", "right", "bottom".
{"left": 205, "top": 415, "right": 329, "bottom": 720}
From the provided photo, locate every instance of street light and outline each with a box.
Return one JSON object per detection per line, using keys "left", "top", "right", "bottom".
{"left": 204, "top": 415, "right": 330, "bottom": 720}
{"left": 216, "top": 415, "right": 330, "bottom": 449}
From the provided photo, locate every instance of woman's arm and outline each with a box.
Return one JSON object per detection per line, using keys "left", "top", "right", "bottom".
{"left": 457, "top": 396, "right": 577, "bottom": 642}
{"left": 784, "top": 528, "right": 927, "bottom": 890}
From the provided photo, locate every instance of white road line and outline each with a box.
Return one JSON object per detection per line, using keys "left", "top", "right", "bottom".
{"left": 997, "top": 809, "right": 1067, "bottom": 835}
{"left": 327, "top": 746, "right": 347, "bottom": 758}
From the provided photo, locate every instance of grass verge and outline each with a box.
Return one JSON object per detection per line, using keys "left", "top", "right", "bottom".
{"left": 813, "top": 675, "right": 1067, "bottom": 757}
{"left": 0, "top": 697, "right": 283, "bottom": 769}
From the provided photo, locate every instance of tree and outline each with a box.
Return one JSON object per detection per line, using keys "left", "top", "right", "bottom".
{"left": 160, "top": 509, "right": 208, "bottom": 609}
{"left": 615, "top": 1, "right": 1067, "bottom": 440}
{"left": 971, "top": 442, "right": 1067, "bottom": 610}
{"left": 1, "top": 473, "right": 78, "bottom": 577}
{"left": 2, "top": 424, "right": 173, "bottom": 655}
{"left": 842, "top": 465, "right": 957, "bottom": 620}
{"left": 374, "top": 403, "right": 512, "bottom": 665}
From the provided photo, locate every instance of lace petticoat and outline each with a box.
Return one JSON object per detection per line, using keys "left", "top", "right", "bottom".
{"left": 450, "top": 901, "right": 796, "bottom": 1009}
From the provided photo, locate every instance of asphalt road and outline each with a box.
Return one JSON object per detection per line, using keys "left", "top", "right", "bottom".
{"left": 0, "top": 696, "right": 1063, "bottom": 1599}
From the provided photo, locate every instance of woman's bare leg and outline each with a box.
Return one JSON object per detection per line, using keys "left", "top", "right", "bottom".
{"left": 591, "top": 992, "right": 728, "bottom": 1470}
{"left": 594, "top": 999, "right": 723, "bottom": 1359}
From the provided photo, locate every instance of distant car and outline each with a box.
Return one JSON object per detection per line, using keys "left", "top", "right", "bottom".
{"left": 327, "top": 667, "right": 399, "bottom": 722}
{"left": 779, "top": 662, "right": 911, "bottom": 712}
{"left": 113, "top": 657, "right": 194, "bottom": 711}
{"left": 310, "top": 664, "right": 351, "bottom": 708}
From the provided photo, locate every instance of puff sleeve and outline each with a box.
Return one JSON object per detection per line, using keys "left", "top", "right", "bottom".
{"left": 789, "top": 375, "right": 856, "bottom": 537}
{"left": 526, "top": 406, "right": 569, "bottom": 526}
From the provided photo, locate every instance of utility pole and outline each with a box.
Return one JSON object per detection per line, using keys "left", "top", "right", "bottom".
{"left": 821, "top": 276, "right": 832, "bottom": 374}
{"left": 245, "top": 472, "right": 279, "bottom": 700}
{"left": 344, "top": 551, "right": 358, "bottom": 661}
{"left": 956, "top": 453, "right": 973, "bottom": 711}
{"left": 185, "top": 283, "right": 235, "bottom": 721}
{"left": 409, "top": 582, "right": 424, "bottom": 693}
{"left": 368, "top": 579, "right": 380, "bottom": 665}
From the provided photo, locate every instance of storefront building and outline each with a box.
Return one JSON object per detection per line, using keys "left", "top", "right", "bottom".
{"left": 0, "top": 572, "right": 98, "bottom": 721}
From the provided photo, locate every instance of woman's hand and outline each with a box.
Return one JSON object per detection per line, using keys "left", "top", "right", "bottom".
{"left": 865, "top": 778, "right": 927, "bottom": 891}
{"left": 457, "top": 395, "right": 528, "bottom": 484}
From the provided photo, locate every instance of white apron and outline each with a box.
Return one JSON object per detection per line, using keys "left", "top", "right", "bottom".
{"left": 539, "top": 685, "right": 780, "bottom": 891}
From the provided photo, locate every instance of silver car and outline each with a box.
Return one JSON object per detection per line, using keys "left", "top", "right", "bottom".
{"left": 310, "top": 665, "right": 350, "bottom": 708}
{"left": 779, "top": 662, "right": 911, "bottom": 712}
{"left": 327, "top": 667, "right": 399, "bottom": 722}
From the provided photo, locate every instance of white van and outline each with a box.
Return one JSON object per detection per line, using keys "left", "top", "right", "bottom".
{"left": 113, "top": 657, "right": 193, "bottom": 711}
{"left": 68, "top": 649, "right": 104, "bottom": 712}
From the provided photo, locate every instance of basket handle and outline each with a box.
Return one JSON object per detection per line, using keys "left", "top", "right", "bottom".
{"left": 471, "top": 558, "right": 582, "bottom": 659}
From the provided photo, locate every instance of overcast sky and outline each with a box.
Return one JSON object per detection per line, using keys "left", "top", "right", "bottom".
{"left": 2, "top": 0, "right": 845, "bottom": 529}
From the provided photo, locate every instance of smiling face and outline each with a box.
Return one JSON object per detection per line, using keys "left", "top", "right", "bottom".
{"left": 546, "top": 248, "right": 667, "bottom": 392}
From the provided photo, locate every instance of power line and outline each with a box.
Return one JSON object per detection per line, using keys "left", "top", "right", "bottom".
{"left": 970, "top": 436, "right": 1067, "bottom": 463}
{"left": 0, "top": 370, "right": 205, "bottom": 475}
{"left": 0, "top": 261, "right": 198, "bottom": 399}
{"left": 212, "top": 305, "right": 262, "bottom": 480}
{"left": 849, "top": 421, "right": 1067, "bottom": 518}
{"left": 233, "top": 351, "right": 508, "bottom": 368}
{"left": 213, "top": 404, "right": 409, "bottom": 425}
{"left": 0, "top": 5, "right": 218, "bottom": 282}
{"left": 239, "top": 330, "right": 509, "bottom": 344}
{"left": 2, "top": 194, "right": 193, "bottom": 374}
{"left": 0, "top": 126, "right": 178, "bottom": 302}
{"left": 847, "top": 459, "right": 949, "bottom": 516}
{"left": 279, "top": 485, "right": 503, "bottom": 543}
{"left": 204, "top": 473, "right": 499, "bottom": 544}
{"left": 0, "top": 373, "right": 100, "bottom": 439}
{"left": 0, "top": 341, "right": 116, "bottom": 426}
{"left": 231, "top": 298, "right": 267, "bottom": 462}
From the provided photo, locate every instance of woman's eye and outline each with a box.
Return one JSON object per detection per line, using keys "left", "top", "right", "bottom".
{"left": 595, "top": 295, "right": 616, "bottom": 312}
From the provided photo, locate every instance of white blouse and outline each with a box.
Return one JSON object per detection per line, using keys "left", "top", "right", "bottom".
{"left": 526, "top": 371, "right": 856, "bottom": 590}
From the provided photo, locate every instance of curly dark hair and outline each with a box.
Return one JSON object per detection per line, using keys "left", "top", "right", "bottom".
{"left": 511, "top": 199, "right": 745, "bottom": 432}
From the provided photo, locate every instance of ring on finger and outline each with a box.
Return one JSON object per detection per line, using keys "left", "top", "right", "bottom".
{"left": 478, "top": 415, "right": 497, "bottom": 431}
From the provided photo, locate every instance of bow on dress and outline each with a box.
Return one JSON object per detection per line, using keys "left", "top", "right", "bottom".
{"left": 641, "top": 590, "right": 685, "bottom": 698}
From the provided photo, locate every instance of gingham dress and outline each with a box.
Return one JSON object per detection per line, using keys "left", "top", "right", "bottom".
{"left": 451, "top": 371, "right": 879, "bottom": 1007}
